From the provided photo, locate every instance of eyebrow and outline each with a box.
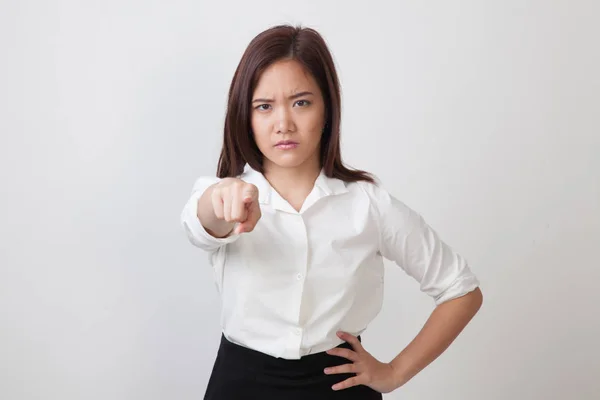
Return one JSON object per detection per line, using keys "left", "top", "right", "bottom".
{"left": 252, "top": 91, "right": 314, "bottom": 103}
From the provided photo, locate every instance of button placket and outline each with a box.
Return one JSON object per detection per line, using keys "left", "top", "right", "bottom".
{"left": 286, "top": 214, "right": 309, "bottom": 358}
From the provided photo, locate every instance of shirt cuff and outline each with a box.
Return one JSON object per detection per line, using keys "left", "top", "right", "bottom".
{"left": 433, "top": 274, "right": 480, "bottom": 305}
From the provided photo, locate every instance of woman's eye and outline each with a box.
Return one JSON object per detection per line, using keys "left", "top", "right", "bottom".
{"left": 256, "top": 104, "right": 271, "bottom": 111}
{"left": 295, "top": 100, "right": 311, "bottom": 107}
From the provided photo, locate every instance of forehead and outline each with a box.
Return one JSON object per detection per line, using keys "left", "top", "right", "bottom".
{"left": 253, "top": 59, "right": 319, "bottom": 95}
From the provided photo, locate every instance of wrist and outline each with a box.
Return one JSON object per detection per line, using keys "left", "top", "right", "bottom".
{"left": 388, "top": 359, "right": 411, "bottom": 390}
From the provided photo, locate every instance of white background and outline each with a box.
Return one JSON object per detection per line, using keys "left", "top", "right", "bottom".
{"left": 1, "top": 1, "right": 599, "bottom": 399}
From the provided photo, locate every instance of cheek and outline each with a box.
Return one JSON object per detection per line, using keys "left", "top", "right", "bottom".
{"left": 304, "top": 103, "right": 325, "bottom": 131}
{"left": 302, "top": 114, "right": 325, "bottom": 140}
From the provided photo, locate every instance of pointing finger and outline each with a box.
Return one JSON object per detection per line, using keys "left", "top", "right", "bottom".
{"left": 242, "top": 184, "right": 259, "bottom": 202}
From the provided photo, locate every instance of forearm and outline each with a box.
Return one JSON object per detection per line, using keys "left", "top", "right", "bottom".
{"left": 389, "top": 287, "right": 483, "bottom": 388}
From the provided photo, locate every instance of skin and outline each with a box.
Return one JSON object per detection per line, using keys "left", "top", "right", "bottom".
{"left": 197, "top": 58, "right": 484, "bottom": 393}
{"left": 250, "top": 58, "right": 326, "bottom": 211}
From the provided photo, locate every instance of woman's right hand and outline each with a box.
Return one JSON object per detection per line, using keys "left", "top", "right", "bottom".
{"left": 198, "top": 178, "right": 262, "bottom": 237}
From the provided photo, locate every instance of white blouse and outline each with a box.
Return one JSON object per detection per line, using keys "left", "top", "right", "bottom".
{"left": 181, "top": 164, "right": 480, "bottom": 360}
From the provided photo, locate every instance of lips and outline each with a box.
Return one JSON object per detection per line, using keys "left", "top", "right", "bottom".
{"left": 275, "top": 140, "right": 298, "bottom": 146}
{"left": 275, "top": 140, "right": 299, "bottom": 149}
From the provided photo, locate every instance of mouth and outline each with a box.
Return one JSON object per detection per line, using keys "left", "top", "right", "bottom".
{"left": 274, "top": 140, "right": 299, "bottom": 150}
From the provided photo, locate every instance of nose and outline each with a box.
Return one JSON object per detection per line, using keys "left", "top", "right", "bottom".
{"left": 276, "top": 107, "right": 294, "bottom": 134}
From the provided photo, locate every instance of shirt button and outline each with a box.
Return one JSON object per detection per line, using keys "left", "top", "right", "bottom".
{"left": 293, "top": 328, "right": 301, "bottom": 336}
{"left": 296, "top": 273, "right": 303, "bottom": 280}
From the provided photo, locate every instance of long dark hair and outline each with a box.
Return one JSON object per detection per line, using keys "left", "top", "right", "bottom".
{"left": 217, "top": 24, "right": 374, "bottom": 184}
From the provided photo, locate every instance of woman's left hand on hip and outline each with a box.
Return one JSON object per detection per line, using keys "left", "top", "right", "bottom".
{"left": 324, "top": 331, "right": 399, "bottom": 393}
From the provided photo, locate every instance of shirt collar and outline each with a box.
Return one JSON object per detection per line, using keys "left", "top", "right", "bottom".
{"left": 313, "top": 168, "right": 348, "bottom": 196}
{"left": 241, "top": 163, "right": 348, "bottom": 210}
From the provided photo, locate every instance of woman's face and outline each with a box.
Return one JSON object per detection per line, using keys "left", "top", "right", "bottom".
{"left": 250, "top": 59, "right": 326, "bottom": 172}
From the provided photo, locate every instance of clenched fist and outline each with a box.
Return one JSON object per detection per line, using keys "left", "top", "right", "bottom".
{"left": 198, "top": 178, "right": 262, "bottom": 237}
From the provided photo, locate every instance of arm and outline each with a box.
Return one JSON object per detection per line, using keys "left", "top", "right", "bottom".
{"left": 390, "top": 287, "right": 483, "bottom": 388}
{"left": 327, "top": 288, "right": 482, "bottom": 393}
{"left": 181, "top": 176, "right": 261, "bottom": 252}
{"left": 324, "top": 183, "right": 482, "bottom": 393}
{"left": 377, "top": 185, "right": 483, "bottom": 387}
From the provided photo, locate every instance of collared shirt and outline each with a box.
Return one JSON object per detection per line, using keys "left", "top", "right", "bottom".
{"left": 181, "top": 164, "right": 480, "bottom": 360}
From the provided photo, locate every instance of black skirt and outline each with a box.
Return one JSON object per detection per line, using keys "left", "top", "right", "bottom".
{"left": 204, "top": 334, "right": 383, "bottom": 399}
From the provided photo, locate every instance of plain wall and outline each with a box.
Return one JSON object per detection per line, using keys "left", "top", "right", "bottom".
{"left": 1, "top": 1, "right": 599, "bottom": 399}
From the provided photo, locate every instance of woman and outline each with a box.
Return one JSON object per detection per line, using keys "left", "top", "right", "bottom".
{"left": 181, "top": 24, "right": 483, "bottom": 399}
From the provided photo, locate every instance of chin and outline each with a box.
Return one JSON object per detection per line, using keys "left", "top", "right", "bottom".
{"left": 264, "top": 154, "right": 310, "bottom": 169}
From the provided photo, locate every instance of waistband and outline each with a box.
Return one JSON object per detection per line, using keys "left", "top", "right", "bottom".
{"left": 217, "top": 333, "right": 361, "bottom": 376}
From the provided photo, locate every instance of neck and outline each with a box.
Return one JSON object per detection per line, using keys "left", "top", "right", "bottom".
{"left": 262, "top": 157, "right": 321, "bottom": 211}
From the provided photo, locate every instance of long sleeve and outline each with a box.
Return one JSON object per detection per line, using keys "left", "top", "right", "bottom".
{"left": 180, "top": 176, "right": 241, "bottom": 252}
{"left": 370, "top": 184, "right": 480, "bottom": 305}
